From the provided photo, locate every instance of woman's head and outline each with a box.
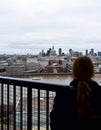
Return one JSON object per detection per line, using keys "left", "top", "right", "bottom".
{"left": 72, "top": 56, "right": 94, "bottom": 80}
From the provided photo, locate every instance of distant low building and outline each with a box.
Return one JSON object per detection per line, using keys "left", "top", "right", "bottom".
{"left": 5, "top": 65, "right": 25, "bottom": 76}
{"left": 41, "top": 60, "right": 68, "bottom": 74}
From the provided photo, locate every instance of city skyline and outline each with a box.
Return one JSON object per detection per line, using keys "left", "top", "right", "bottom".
{"left": 0, "top": 46, "right": 100, "bottom": 57}
{"left": 0, "top": 0, "right": 101, "bottom": 54}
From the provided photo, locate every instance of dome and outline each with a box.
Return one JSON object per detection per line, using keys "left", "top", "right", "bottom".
{"left": 49, "top": 46, "right": 57, "bottom": 57}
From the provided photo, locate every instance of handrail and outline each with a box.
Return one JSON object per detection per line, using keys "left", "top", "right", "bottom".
{"left": 0, "top": 76, "right": 68, "bottom": 91}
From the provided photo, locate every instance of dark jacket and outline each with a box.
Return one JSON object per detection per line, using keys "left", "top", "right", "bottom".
{"left": 50, "top": 79, "right": 101, "bottom": 130}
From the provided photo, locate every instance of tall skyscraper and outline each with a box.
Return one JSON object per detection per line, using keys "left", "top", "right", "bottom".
{"left": 90, "top": 48, "right": 94, "bottom": 56}
{"left": 85, "top": 49, "right": 88, "bottom": 56}
{"left": 58, "top": 48, "right": 62, "bottom": 56}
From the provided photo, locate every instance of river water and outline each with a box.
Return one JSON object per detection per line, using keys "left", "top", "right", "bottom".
{"left": 31, "top": 74, "right": 101, "bottom": 85}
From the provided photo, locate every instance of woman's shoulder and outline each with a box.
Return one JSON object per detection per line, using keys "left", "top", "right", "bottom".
{"left": 70, "top": 78, "right": 100, "bottom": 87}
{"left": 90, "top": 79, "right": 99, "bottom": 85}
{"left": 89, "top": 79, "right": 100, "bottom": 89}
{"left": 69, "top": 79, "right": 79, "bottom": 87}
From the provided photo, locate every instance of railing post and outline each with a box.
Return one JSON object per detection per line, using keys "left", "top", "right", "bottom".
{"left": 7, "top": 84, "right": 9, "bottom": 130}
{"left": 27, "top": 86, "right": 32, "bottom": 130}
{"left": 46, "top": 91, "right": 49, "bottom": 130}
{"left": 13, "top": 85, "right": 16, "bottom": 130}
{"left": 38, "top": 89, "right": 40, "bottom": 130}
{"left": 1, "top": 84, "right": 3, "bottom": 130}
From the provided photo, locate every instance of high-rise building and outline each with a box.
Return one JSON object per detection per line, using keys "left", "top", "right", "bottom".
{"left": 85, "top": 49, "right": 88, "bottom": 56}
{"left": 90, "top": 48, "right": 94, "bottom": 56}
{"left": 98, "top": 52, "right": 101, "bottom": 56}
{"left": 58, "top": 48, "right": 62, "bottom": 56}
{"left": 69, "top": 49, "right": 73, "bottom": 57}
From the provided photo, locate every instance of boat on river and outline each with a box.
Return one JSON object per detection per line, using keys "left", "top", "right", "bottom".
{"left": 32, "top": 77, "right": 41, "bottom": 80}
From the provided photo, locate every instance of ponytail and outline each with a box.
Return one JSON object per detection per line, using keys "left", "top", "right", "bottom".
{"left": 76, "top": 81, "right": 92, "bottom": 120}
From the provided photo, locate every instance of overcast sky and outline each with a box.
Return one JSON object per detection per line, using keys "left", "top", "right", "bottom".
{"left": 0, "top": 0, "right": 101, "bottom": 54}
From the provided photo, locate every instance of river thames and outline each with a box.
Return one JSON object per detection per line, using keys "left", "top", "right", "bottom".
{"left": 30, "top": 74, "right": 101, "bottom": 85}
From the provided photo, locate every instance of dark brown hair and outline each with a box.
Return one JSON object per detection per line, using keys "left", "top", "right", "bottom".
{"left": 73, "top": 56, "right": 94, "bottom": 80}
{"left": 72, "top": 56, "right": 94, "bottom": 120}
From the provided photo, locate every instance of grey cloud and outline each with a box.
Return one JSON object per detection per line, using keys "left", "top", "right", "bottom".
{"left": 0, "top": 0, "right": 101, "bottom": 54}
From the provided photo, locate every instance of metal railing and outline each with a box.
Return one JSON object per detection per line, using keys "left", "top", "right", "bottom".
{"left": 0, "top": 76, "right": 67, "bottom": 130}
